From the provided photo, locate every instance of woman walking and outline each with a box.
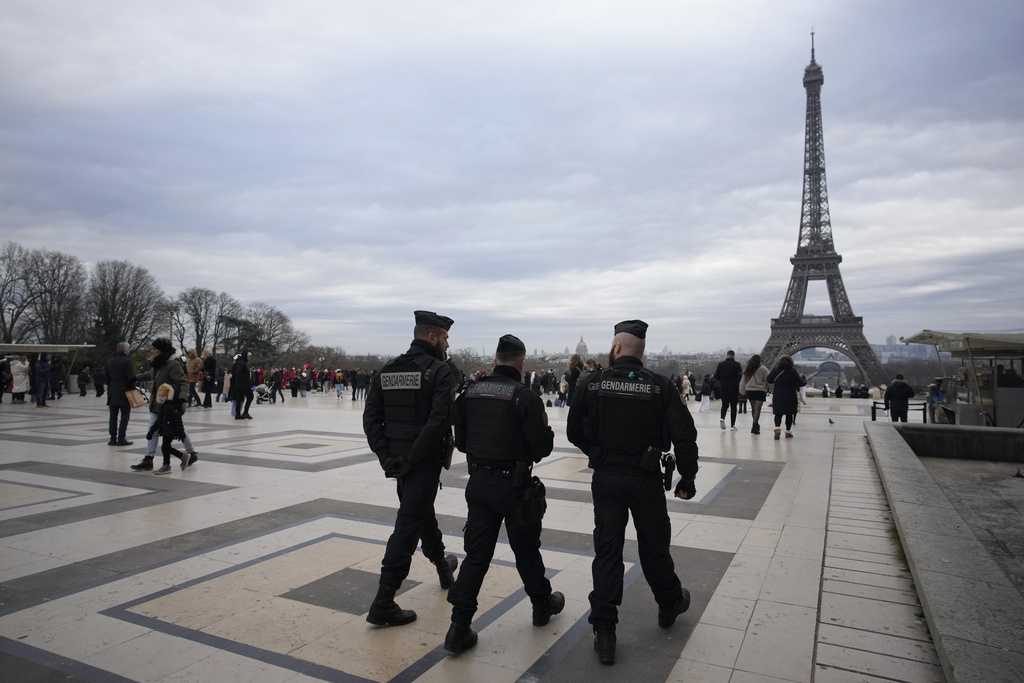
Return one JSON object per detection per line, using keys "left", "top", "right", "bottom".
{"left": 739, "top": 354, "right": 769, "bottom": 435}
{"left": 33, "top": 354, "right": 50, "bottom": 407}
{"left": 767, "top": 356, "right": 805, "bottom": 440}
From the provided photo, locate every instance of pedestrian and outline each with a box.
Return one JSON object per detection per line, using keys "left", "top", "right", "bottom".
{"left": 567, "top": 355, "right": 582, "bottom": 405}
{"left": 202, "top": 351, "right": 217, "bottom": 407}
{"left": 48, "top": 355, "right": 64, "bottom": 400}
{"left": 105, "top": 342, "right": 137, "bottom": 446}
{"left": 362, "top": 310, "right": 460, "bottom": 627}
{"left": 739, "top": 354, "right": 769, "bottom": 435}
{"left": 335, "top": 368, "right": 346, "bottom": 399}
{"left": 0, "top": 357, "right": 9, "bottom": 404}
{"left": 350, "top": 369, "right": 359, "bottom": 400}
{"left": 230, "top": 351, "right": 254, "bottom": 419}
{"left": 270, "top": 368, "right": 285, "bottom": 403}
{"left": 145, "top": 382, "right": 195, "bottom": 475}
{"left": 767, "top": 356, "right": 805, "bottom": 440}
{"left": 77, "top": 365, "right": 91, "bottom": 397}
{"left": 714, "top": 350, "right": 742, "bottom": 431}
{"left": 9, "top": 355, "right": 29, "bottom": 403}
{"left": 32, "top": 353, "right": 50, "bottom": 407}
{"left": 444, "top": 334, "right": 565, "bottom": 654}
{"left": 567, "top": 320, "right": 698, "bottom": 665}
{"left": 679, "top": 373, "right": 691, "bottom": 402}
{"left": 93, "top": 364, "right": 106, "bottom": 398}
{"left": 131, "top": 338, "right": 199, "bottom": 471}
{"left": 186, "top": 349, "right": 204, "bottom": 407}
{"left": 698, "top": 374, "right": 714, "bottom": 412}
{"left": 884, "top": 374, "right": 915, "bottom": 423}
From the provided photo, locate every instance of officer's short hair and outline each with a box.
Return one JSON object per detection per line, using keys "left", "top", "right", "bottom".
{"left": 414, "top": 324, "right": 446, "bottom": 339}
{"left": 495, "top": 350, "right": 524, "bottom": 365}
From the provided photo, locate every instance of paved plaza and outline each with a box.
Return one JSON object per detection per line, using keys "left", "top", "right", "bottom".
{"left": 0, "top": 392, "right": 946, "bottom": 682}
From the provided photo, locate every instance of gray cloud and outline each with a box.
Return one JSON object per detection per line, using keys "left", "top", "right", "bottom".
{"left": 1, "top": 0, "right": 1022, "bottom": 354}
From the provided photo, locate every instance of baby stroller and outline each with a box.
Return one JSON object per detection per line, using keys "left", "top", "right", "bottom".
{"left": 254, "top": 384, "right": 272, "bottom": 404}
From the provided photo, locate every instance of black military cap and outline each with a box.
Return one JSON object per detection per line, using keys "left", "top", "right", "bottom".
{"left": 414, "top": 310, "right": 454, "bottom": 330}
{"left": 613, "top": 319, "right": 648, "bottom": 339}
{"left": 496, "top": 334, "right": 526, "bottom": 355}
{"left": 151, "top": 337, "right": 175, "bottom": 353}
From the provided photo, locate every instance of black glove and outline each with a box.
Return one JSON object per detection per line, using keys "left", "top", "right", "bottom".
{"left": 674, "top": 479, "right": 696, "bottom": 500}
{"left": 382, "top": 453, "right": 411, "bottom": 479}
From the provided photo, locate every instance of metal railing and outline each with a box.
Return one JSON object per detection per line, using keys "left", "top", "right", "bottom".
{"left": 871, "top": 401, "right": 928, "bottom": 423}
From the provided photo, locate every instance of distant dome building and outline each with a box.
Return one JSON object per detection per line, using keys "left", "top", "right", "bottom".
{"left": 576, "top": 337, "right": 588, "bottom": 360}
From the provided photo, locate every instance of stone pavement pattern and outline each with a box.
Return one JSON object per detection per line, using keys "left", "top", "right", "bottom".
{"left": 0, "top": 392, "right": 945, "bottom": 682}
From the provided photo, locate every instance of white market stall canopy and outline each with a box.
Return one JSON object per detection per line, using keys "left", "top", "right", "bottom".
{"left": 901, "top": 330, "right": 1024, "bottom": 356}
{"left": 0, "top": 343, "right": 96, "bottom": 355}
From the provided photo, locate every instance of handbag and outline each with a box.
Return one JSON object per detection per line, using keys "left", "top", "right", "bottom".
{"left": 125, "top": 388, "right": 147, "bottom": 409}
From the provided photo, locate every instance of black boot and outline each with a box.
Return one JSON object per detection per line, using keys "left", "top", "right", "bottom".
{"left": 367, "top": 600, "right": 416, "bottom": 627}
{"left": 594, "top": 627, "right": 616, "bottom": 665}
{"left": 435, "top": 554, "right": 458, "bottom": 590}
{"left": 130, "top": 457, "right": 154, "bottom": 471}
{"left": 658, "top": 588, "right": 691, "bottom": 628}
{"left": 532, "top": 591, "right": 565, "bottom": 626}
{"left": 107, "top": 438, "right": 117, "bottom": 446}
{"left": 444, "top": 622, "right": 478, "bottom": 654}
{"left": 366, "top": 587, "right": 417, "bottom": 627}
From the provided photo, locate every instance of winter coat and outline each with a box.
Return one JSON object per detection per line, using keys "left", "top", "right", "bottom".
{"left": 202, "top": 356, "right": 217, "bottom": 392}
{"left": 105, "top": 352, "right": 137, "bottom": 408}
{"left": 884, "top": 380, "right": 915, "bottom": 411}
{"left": 147, "top": 400, "right": 186, "bottom": 441}
{"left": 9, "top": 359, "right": 29, "bottom": 393}
{"left": 149, "top": 355, "right": 187, "bottom": 414}
{"left": 740, "top": 365, "right": 769, "bottom": 395}
{"left": 767, "top": 365, "right": 805, "bottom": 416}
{"left": 713, "top": 358, "right": 743, "bottom": 399}
{"left": 186, "top": 356, "right": 204, "bottom": 383}
{"left": 229, "top": 360, "right": 252, "bottom": 399}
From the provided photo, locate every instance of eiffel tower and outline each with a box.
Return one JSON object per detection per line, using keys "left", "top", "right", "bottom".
{"left": 761, "top": 35, "right": 885, "bottom": 386}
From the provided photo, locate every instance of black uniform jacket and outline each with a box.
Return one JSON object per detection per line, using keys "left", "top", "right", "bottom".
{"left": 454, "top": 365, "right": 554, "bottom": 464}
{"left": 363, "top": 339, "right": 457, "bottom": 465}
{"left": 567, "top": 356, "right": 699, "bottom": 481}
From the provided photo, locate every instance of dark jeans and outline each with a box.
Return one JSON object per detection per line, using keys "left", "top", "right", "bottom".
{"left": 109, "top": 405, "right": 131, "bottom": 441}
{"left": 235, "top": 390, "right": 253, "bottom": 417}
{"left": 271, "top": 383, "right": 285, "bottom": 403}
{"left": 188, "top": 382, "right": 202, "bottom": 406}
{"left": 891, "top": 407, "right": 908, "bottom": 423}
{"left": 203, "top": 389, "right": 213, "bottom": 408}
{"left": 448, "top": 467, "right": 551, "bottom": 625}
{"left": 774, "top": 413, "right": 794, "bottom": 430}
{"left": 377, "top": 459, "right": 446, "bottom": 597}
{"left": 720, "top": 395, "right": 738, "bottom": 425}
{"left": 589, "top": 467, "right": 682, "bottom": 628}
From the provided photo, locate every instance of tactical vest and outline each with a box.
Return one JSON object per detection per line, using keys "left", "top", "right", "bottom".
{"left": 594, "top": 366, "right": 664, "bottom": 457}
{"left": 379, "top": 353, "right": 441, "bottom": 448}
{"left": 463, "top": 377, "right": 527, "bottom": 462}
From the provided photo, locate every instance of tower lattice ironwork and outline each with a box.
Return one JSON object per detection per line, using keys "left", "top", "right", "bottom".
{"left": 761, "top": 36, "right": 885, "bottom": 386}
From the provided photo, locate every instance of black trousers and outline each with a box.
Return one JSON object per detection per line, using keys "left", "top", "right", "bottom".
{"left": 448, "top": 467, "right": 551, "bottom": 625}
{"left": 774, "top": 413, "right": 794, "bottom": 430}
{"left": 891, "top": 407, "right": 908, "bottom": 423}
{"left": 203, "top": 388, "right": 213, "bottom": 408}
{"left": 378, "top": 459, "right": 446, "bottom": 597}
{"left": 235, "top": 391, "right": 253, "bottom": 417}
{"left": 271, "top": 383, "right": 285, "bottom": 403}
{"left": 589, "top": 467, "right": 682, "bottom": 628}
{"left": 188, "top": 382, "right": 202, "bottom": 406}
{"left": 108, "top": 405, "right": 131, "bottom": 441}
{"left": 720, "top": 395, "right": 738, "bottom": 425}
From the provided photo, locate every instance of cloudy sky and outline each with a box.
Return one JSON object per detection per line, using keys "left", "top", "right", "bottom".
{"left": 1, "top": 1, "right": 1022, "bottom": 355}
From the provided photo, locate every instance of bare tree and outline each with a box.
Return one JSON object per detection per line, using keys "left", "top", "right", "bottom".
{"left": 0, "top": 242, "right": 37, "bottom": 343}
{"left": 170, "top": 301, "right": 188, "bottom": 352}
{"left": 209, "top": 292, "right": 242, "bottom": 356}
{"left": 177, "top": 287, "right": 218, "bottom": 354}
{"left": 88, "top": 260, "right": 167, "bottom": 355}
{"left": 26, "top": 250, "right": 88, "bottom": 343}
